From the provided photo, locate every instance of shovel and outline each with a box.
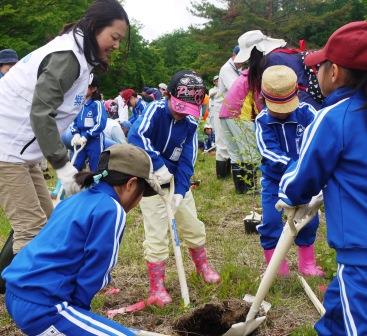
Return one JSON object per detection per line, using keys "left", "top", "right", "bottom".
{"left": 163, "top": 178, "right": 190, "bottom": 306}
{"left": 223, "top": 210, "right": 316, "bottom": 336}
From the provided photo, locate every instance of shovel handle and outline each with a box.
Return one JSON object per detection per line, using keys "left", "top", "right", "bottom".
{"left": 298, "top": 275, "right": 325, "bottom": 316}
{"left": 163, "top": 179, "right": 190, "bottom": 307}
{"left": 246, "top": 214, "right": 316, "bottom": 321}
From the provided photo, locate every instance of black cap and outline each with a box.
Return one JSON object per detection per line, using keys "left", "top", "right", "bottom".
{"left": 167, "top": 70, "right": 206, "bottom": 106}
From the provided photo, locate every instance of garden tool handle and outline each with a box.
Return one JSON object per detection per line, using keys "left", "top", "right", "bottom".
{"left": 163, "top": 178, "right": 190, "bottom": 307}
{"left": 71, "top": 143, "right": 85, "bottom": 165}
{"left": 246, "top": 213, "right": 315, "bottom": 322}
{"left": 298, "top": 275, "right": 326, "bottom": 316}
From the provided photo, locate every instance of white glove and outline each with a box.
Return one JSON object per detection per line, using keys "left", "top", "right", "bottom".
{"left": 154, "top": 165, "right": 173, "bottom": 185}
{"left": 79, "top": 136, "right": 87, "bottom": 147}
{"left": 56, "top": 162, "right": 80, "bottom": 196}
{"left": 71, "top": 134, "right": 81, "bottom": 146}
{"left": 171, "top": 194, "right": 183, "bottom": 214}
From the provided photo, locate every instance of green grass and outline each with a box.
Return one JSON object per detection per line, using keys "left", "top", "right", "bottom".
{"left": 0, "top": 152, "right": 335, "bottom": 335}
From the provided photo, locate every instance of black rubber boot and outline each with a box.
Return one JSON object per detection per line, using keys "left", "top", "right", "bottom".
{"left": 216, "top": 160, "right": 230, "bottom": 179}
{"left": 226, "top": 158, "right": 232, "bottom": 177}
{"left": 0, "top": 230, "right": 15, "bottom": 294}
{"left": 231, "top": 163, "right": 247, "bottom": 194}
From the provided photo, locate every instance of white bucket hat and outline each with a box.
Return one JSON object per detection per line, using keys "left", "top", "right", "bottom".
{"left": 234, "top": 30, "right": 287, "bottom": 63}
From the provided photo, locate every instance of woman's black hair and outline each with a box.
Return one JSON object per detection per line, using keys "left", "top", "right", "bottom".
{"left": 248, "top": 47, "right": 266, "bottom": 94}
{"left": 89, "top": 74, "right": 101, "bottom": 100}
{"left": 60, "top": 0, "right": 130, "bottom": 71}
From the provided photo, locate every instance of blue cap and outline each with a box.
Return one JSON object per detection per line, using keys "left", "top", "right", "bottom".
{"left": 233, "top": 45, "right": 240, "bottom": 55}
{"left": 0, "top": 49, "right": 18, "bottom": 64}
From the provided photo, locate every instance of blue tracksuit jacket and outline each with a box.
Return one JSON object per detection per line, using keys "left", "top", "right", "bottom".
{"left": 70, "top": 99, "right": 107, "bottom": 171}
{"left": 255, "top": 102, "right": 317, "bottom": 182}
{"left": 2, "top": 182, "right": 126, "bottom": 309}
{"left": 128, "top": 99, "right": 198, "bottom": 197}
{"left": 279, "top": 87, "right": 367, "bottom": 266}
{"left": 255, "top": 103, "right": 318, "bottom": 249}
{"left": 129, "top": 98, "right": 148, "bottom": 125}
{"left": 71, "top": 99, "right": 107, "bottom": 140}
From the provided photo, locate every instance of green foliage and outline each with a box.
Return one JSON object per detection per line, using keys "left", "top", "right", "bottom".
{"left": 0, "top": 0, "right": 92, "bottom": 57}
{"left": 1, "top": 0, "right": 366, "bottom": 106}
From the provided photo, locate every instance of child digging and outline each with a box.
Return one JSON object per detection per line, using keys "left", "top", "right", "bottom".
{"left": 277, "top": 21, "right": 367, "bottom": 335}
{"left": 255, "top": 65, "right": 324, "bottom": 277}
{"left": 2, "top": 144, "right": 162, "bottom": 336}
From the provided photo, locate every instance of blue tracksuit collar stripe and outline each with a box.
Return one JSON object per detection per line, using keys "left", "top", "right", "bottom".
{"left": 337, "top": 264, "right": 358, "bottom": 336}
{"left": 280, "top": 97, "right": 349, "bottom": 192}
{"left": 101, "top": 199, "right": 125, "bottom": 289}
{"left": 61, "top": 305, "right": 129, "bottom": 335}
{"left": 323, "top": 86, "right": 355, "bottom": 107}
{"left": 255, "top": 118, "right": 290, "bottom": 164}
{"left": 137, "top": 102, "right": 161, "bottom": 155}
{"left": 299, "top": 102, "right": 317, "bottom": 115}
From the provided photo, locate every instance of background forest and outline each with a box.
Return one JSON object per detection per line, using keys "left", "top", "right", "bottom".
{"left": 1, "top": 0, "right": 366, "bottom": 97}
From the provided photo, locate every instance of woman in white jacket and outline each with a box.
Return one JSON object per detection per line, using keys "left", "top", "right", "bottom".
{"left": 0, "top": 0, "right": 130, "bottom": 293}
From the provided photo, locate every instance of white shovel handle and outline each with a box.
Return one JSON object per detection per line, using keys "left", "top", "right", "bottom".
{"left": 163, "top": 178, "right": 190, "bottom": 307}
{"left": 298, "top": 275, "right": 325, "bottom": 316}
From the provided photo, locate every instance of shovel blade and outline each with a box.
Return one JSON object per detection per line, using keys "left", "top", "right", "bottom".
{"left": 222, "top": 316, "right": 266, "bottom": 336}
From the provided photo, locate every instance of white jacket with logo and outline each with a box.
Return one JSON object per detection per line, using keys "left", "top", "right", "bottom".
{"left": 0, "top": 31, "right": 91, "bottom": 164}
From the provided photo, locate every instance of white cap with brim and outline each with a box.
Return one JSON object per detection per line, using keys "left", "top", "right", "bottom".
{"left": 234, "top": 30, "right": 287, "bottom": 63}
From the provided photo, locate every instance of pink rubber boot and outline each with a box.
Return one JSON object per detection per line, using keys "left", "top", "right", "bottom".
{"left": 264, "top": 248, "right": 290, "bottom": 277}
{"left": 189, "top": 246, "right": 221, "bottom": 284}
{"left": 147, "top": 261, "right": 172, "bottom": 305}
{"left": 298, "top": 245, "right": 325, "bottom": 277}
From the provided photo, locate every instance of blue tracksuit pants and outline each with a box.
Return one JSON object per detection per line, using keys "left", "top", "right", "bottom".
{"left": 5, "top": 290, "right": 136, "bottom": 336}
{"left": 258, "top": 177, "right": 319, "bottom": 250}
{"left": 315, "top": 263, "right": 367, "bottom": 336}
{"left": 74, "top": 136, "right": 104, "bottom": 172}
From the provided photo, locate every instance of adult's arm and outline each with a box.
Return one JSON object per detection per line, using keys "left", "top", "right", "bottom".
{"left": 30, "top": 51, "right": 80, "bottom": 169}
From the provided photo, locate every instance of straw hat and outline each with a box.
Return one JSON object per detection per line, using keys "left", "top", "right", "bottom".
{"left": 261, "top": 65, "right": 299, "bottom": 114}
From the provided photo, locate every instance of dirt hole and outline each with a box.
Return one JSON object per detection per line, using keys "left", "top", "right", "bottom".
{"left": 173, "top": 299, "right": 252, "bottom": 336}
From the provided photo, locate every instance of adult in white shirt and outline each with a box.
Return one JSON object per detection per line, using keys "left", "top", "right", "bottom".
{"left": 213, "top": 46, "right": 242, "bottom": 178}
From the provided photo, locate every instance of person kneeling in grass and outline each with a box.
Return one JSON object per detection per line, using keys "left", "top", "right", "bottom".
{"left": 2, "top": 143, "right": 161, "bottom": 336}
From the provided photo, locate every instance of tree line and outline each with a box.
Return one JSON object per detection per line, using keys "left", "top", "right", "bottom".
{"left": 1, "top": 0, "right": 366, "bottom": 97}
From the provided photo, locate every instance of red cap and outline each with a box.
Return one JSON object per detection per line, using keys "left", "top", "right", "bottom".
{"left": 305, "top": 21, "right": 367, "bottom": 71}
{"left": 120, "top": 89, "right": 136, "bottom": 104}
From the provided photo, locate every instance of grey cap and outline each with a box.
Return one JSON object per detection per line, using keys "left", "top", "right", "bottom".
{"left": 103, "top": 144, "right": 163, "bottom": 196}
{"left": 0, "top": 49, "right": 19, "bottom": 64}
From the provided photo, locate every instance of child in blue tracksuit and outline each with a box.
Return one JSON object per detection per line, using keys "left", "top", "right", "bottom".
{"left": 2, "top": 143, "right": 162, "bottom": 336}
{"left": 277, "top": 22, "right": 367, "bottom": 335}
{"left": 128, "top": 70, "right": 220, "bottom": 306}
{"left": 70, "top": 74, "right": 107, "bottom": 172}
{"left": 255, "top": 65, "right": 324, "bottom": 277}
{"left": 203, "top": 123, "right": 215, "bottom": 151}
{"left": 121, "top": 88, "right": 148, "bottom": 125}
